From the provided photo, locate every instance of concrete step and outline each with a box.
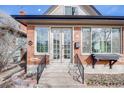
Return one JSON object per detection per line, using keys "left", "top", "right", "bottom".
{"left": 43, "top": 70, "right": 69, "bottom": 73}
{"left": 36, "top": 83, "right": 84, "bottom": 88}
{"left": 41, "top": 72, "right": 70, "bottom": 77}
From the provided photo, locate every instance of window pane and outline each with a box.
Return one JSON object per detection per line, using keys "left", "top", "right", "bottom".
{"left": 82, "top": 28, "right": 91, "bottom": 53}
{"left": 36, "top": 27, "right": 48, "bottom": 53}
{"left": 65, "top": 6, "right": 72, "bottom": 15}
{"left": 112, "top": 28, "right": 120, "bottom": 53}
{"left": 92, "top": 28, "right": 111, "bottom": 53}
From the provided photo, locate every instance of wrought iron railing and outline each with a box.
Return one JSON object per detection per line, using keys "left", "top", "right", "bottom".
{"left": 14, "top": 51, "right": 27, "bottom": 73}
{"left": 20, "top": 51, "right": 27, "bottom": 62}
{"left": 21, "top": 51, "right": 27, "bottom": 73}
{"left": 37, "top": 55, "right": 46, "bottom": 84}
{"left": 74, "top": 54, "right": 84, "bottom": 84}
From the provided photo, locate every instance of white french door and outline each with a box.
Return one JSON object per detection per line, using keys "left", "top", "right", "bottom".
{"left": 51, "top": 27, "right": 72, "bottom": 63}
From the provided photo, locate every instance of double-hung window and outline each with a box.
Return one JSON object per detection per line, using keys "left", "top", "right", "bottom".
{"left": 36, "top": 27, "right": 49, "bottom": 53}
{"left": 82, "top": 27, "right": 121, "bottom": 54}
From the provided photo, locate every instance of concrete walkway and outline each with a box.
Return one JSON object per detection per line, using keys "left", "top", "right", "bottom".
{"left": 36, "top": 62, "right": 84, "bottom": 88}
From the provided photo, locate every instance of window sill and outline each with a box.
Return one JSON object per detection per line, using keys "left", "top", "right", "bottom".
{"left": 81, "top": 53, "right": 91, "bottom": 55}
{"left": 34, "top": 52, "right": 50, "bottom": 55}
{"left": 81, "top": 53, "right": 121, "bottom": 56}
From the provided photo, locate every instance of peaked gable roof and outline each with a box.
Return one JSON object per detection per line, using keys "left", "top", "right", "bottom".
{"left": 43, "top": 5, "right": 102, "bottom": 15}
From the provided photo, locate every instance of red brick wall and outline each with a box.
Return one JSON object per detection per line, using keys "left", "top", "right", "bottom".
{"left": 74, "top": 27, "right": 81, "bottom": 57}
{"left": 27, "top": 25, "right": 49, "bottom": 65}
{"left": 27, "top": 25, "right": 35, "bottom": 65}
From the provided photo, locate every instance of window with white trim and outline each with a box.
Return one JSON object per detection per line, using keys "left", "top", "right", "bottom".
{"left": 112, "top": 28, "right": 121, "bottom": 53}
{"left": 36, "top": 27, "right": 49, "bottom": 53}
{"left": 82, "top": 27, "right": 121, "bottom": 53}
{"left": 82, "top": 28, "right": 91, "bottom": 53}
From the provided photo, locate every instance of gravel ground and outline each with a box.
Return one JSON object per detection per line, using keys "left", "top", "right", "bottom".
{"left": 85, "top": 73, "right": 124, "bottom": 88}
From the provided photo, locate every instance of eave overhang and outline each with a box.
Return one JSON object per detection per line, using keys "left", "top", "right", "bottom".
{"left": 12, "top": 15, "right": 124, "bottom": 26}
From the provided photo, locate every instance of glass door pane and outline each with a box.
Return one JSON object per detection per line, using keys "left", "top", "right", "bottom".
{"left": 51, "top": 27, "right": 72, "bottom": 63}
{"left": 52, "top": 29, "right": 61, "bottom": 59}
{"left": 63, "top": 28, "right": 72, "bottom": 59}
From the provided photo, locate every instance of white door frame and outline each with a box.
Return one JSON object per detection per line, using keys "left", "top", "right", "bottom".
{"left": 50, "top": 27, "right": 72, "bottom": 63}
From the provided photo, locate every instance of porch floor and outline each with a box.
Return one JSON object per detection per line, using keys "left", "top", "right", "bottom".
{"left": 36, "top": 62, "right": 85, "bottom": 88}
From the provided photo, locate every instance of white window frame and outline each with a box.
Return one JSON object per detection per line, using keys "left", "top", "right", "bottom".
{"left": 111, "top": 27, "right": 122, "bottom": 53}
{"left": 81, "top": 26, "right": 122, "bottom": 55}
{"left": 34, "top": 26, "right": 50, "bottom": 55}
{"left": 81, "top": 27, "right": 91, "bottom": 54}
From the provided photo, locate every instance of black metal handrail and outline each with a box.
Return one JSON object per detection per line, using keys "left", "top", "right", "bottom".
{"left": 21, "top": 51, "right": 27, "bottom": 62}
{"left": 74, "top": 54, "right": 84, "bottom": 84}
{"left": 20, "top": 51, "right": 27, "bottom": 73}
{"left": 14, "top": 51, "right": 27, "bottom": 73}
{"left": 37, "top": 55, "right": 46, "bottom": 84}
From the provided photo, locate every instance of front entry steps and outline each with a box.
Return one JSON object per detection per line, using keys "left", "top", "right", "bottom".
{"left": 36, "top": 62, "right": 85, "bottom": 88}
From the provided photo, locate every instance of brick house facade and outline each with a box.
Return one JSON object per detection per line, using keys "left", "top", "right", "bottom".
{"left": 12, "top": 5, "right": 124, "bottom": 74}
